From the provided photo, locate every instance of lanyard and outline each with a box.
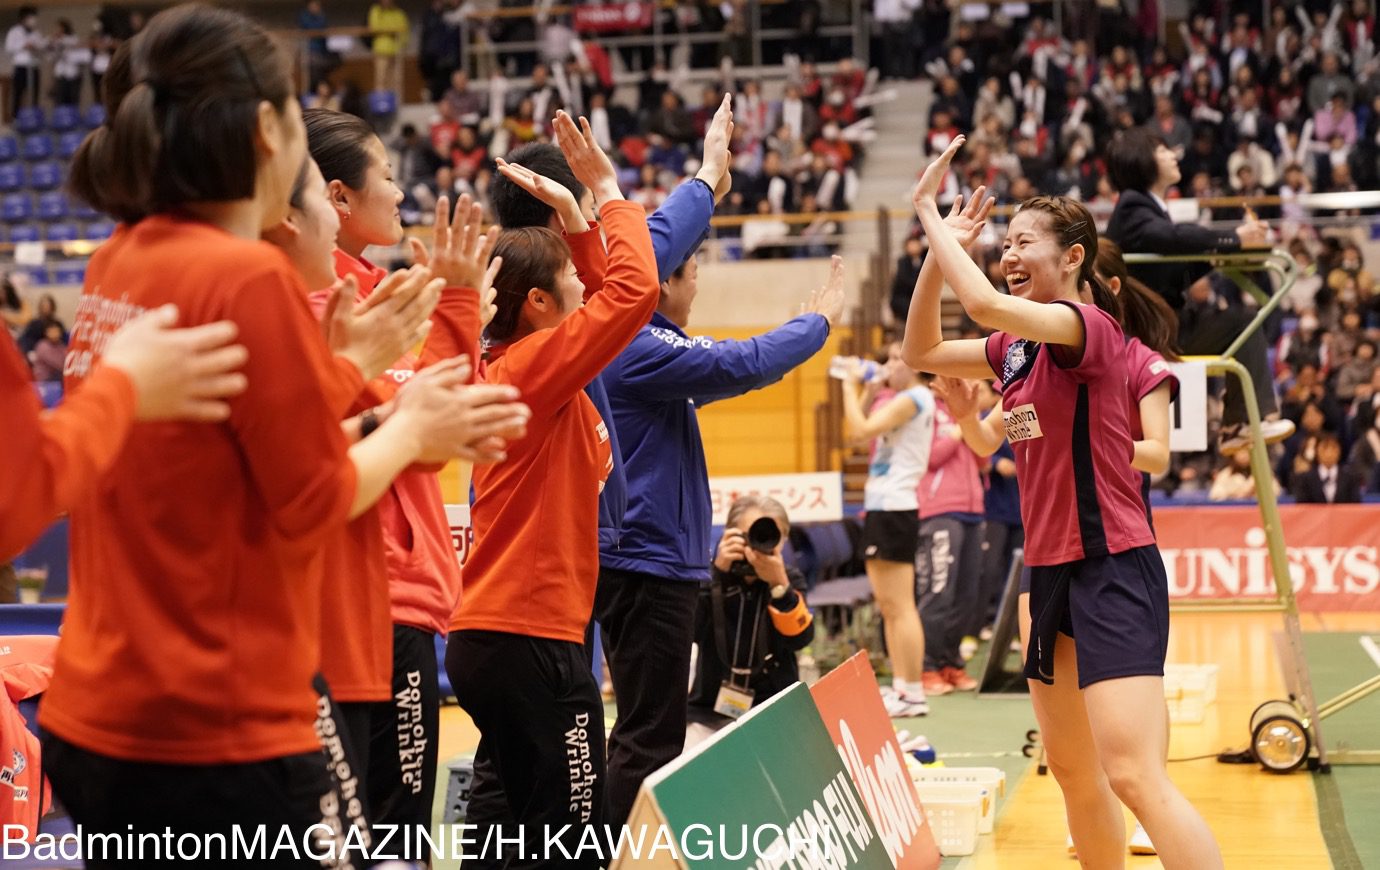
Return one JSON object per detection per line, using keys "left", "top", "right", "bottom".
{"left": 710, "top": 578, "right": 769, "bottom": 691}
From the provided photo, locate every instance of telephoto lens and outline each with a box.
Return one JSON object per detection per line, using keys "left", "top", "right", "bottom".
{"left": 745, "top": 516, "right": 782, "bottom": 553}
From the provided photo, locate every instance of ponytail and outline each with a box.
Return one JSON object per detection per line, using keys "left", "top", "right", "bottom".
{"left": 66, "top": 5, "right": 293, "bottom": 224}
{"left": 1095, "top": 238, "right": 1181, "bottom": 360}
{"left": 70, "top": 78, "right": 159, "bottom": 223}
{"left": 1086, "top": 270, "right": 1123, "bottom": 325}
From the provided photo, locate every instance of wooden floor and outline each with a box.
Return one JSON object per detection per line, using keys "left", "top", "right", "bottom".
{"left": 960, "top": 610, "right": 1379, "bottom": 869}
{"left": 434, "top": 611, "right": 1376, "bottom": 869}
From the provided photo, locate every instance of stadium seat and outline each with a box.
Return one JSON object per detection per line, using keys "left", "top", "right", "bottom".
{"left": 52, "top": 261, "right": 85, "bottom": 284}
{"left": 57, "top": 130, "right": 84, "bottom": 159}
{"left": 14, "top": 106, "right": 44, "bottom": 134}
{"left": 46, "top": 222, "right": 79, "bottom": 242}
{"left": 71, "top": 197, "right": 99, "bottom": 220}
{"left": 21, "top": 135, "right": 54, "bottom": 161}
{"left": 28, "top": 161, "right": 61, "bottom": 191}
{"left": 3, "top": 193, "right": 34, "bottom": 222}
{"left": 83, "top": 103, "right": 106, "bottom": 129}
{"left": 7, "top": 224, "right": 39, "bottom": 243}
{"left": 22, "top": 267, "right": 48, "bottom": 285}
{"left": 0, "top": 135, "right": 17, "bottom": 162}
{"left": 85, "top": 220, "right": 115, "bottom": 240}
{"left": 0, "top": 163, "right": 22, "bottom": 192}
{"left": 50, "top": 104, "right": 80, "bottom": 132}
{"left": 368, "top": 89, "right": 398, "bottom": 116}
{"left": 36, "top": 192, "right": 68, "bottom": 221}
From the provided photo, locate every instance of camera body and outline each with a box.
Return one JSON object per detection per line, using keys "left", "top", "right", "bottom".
{"left": 728, "top": 516, "right": 782, "bottom": 577}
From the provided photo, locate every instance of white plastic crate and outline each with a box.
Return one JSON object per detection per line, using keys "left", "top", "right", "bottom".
{"left": 915, "top": 774, "right": 997, "bottom": 834}
{"left": 1164, "top": 664, "right": 1220, "bottom": 724}
{"left": 914, "top": 782, "right": 984, "bottom": 856}
{"left": 911, "top": 765, "right": 1007, "bottom": 799}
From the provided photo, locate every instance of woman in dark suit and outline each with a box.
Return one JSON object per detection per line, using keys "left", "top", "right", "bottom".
{"left": 1105, "top": 128, "right": 1291, "bottom": 451}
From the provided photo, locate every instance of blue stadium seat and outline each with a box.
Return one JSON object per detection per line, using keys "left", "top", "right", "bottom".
{"left": 14, "top": 106, "right": 44, "bottom": 134}
{"left": 3, "top": 193, "right": 34, "bottom": 221}
{"left": 0, "top": 163, "right": 21, "bottom": 192}
{"left": 46, "top": 221, "right": 78, "bottom": 242}
{"left": 37, "top": 192, "right": 68, "bottom": 221}
{"left": 0, "top": 603, "right": 65, "bottom": 636}
{"left": 50, "top": 104, "right": 80, "bottom": 132}
{"left": 28, "top": 161, "right": 61, "bottom": 191}
{"left": 21, "top": 135, "right": 53, "bottom": 161}
{"left": 52, "top": 261, "right": 85, "bottom": 284}
{"left": 85, "top": 219, "right": 115, "bottom": 240}
{"left": 7, "top": 224, "right": 39, "bottom": 243}
{"left": 0, "top": 135, "right": 17, "bottom": 162}
{"left": 57, "top": 130, "right": 84, "bottom": 159}
{"left": 83, "top": 103, "right": 106, "bottom": 129}
{"left": 23, "top": 267, "right": 49, "bottom": 285}
{"left": 368, "top": 89, "right": 398, "bottom": 116}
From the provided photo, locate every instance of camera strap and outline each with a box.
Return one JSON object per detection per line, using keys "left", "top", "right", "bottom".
{"left": 710, "top": 578, "right": 770, "bottom": 691}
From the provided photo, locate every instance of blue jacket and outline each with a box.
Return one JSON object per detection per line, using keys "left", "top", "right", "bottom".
{"left": 600, "top": 312, "right": 832, "bottom": 580}
{"left": 590, "top": 178, "right": 714, "bottom": 552}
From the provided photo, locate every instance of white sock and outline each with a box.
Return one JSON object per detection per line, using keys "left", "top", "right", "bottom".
{"left": 901, "top": 680, "right": 926, "bottom": 700}
{"left": 892, "top": 676, "right": 906, "bottom": 693}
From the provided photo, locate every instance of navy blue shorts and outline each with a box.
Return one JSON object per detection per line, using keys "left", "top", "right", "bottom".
{"left": 1023, "top": 545, "right": 1170, "bottom": 689}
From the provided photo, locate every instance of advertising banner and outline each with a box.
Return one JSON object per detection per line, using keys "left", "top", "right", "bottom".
{"left": 621, "top": 684, "right": 893, "bottom": 868}
{"left": 1155, "top": 504, "right": 1380, "bottom": 611}
{"left": 708, "top": 473, "right": 844, "bottom": 525}
{"left": 810, "top": 652, "right": 941, "bottom": 870}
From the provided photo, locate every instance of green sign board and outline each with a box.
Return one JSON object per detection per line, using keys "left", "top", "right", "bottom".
{"left": 632, "top": 684, "right": 894, "bottom": 869}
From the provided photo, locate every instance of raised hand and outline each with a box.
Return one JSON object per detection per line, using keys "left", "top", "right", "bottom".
{"left": 802, "top": 255, "right": 846, "bottom": 327}
{"left": 102, "top": 304, "right": 249, "bottom": 423}
{"left": 325, "top": 267, "right": 444, "bottom": 381}
{"left": 494, "top": 159, "right": 588, "bottom": 233}
{"left": 476, "top": 255, "right": 502, "bottom": 329}
{"left": 913, "top": 135, "right": 967, "bottom": 213}
{"left": 407, "top": 193, "right": 501, "bottom": 289}
{"left": 552, "top": 109, "right": 623, "bottom": 205}
{"left": 941, "top": 186, "right": 996, "bottom": 249}
{"left": 932, "top": 375, "right": 981, "bottom": 419}
{"left": 697, "top": 94, "right": 735, "bottom": 201}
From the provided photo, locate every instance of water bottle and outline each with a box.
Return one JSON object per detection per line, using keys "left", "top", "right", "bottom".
{"left": 828, "top": 355, "right": 879, "bottom": 382}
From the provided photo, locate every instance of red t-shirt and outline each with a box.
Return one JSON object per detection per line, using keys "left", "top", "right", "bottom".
{"left": 985, "top": 301, "right": 1154, "bottom": 566}
{"left": 42, "top": 215, "right": 356, "bottom": 764}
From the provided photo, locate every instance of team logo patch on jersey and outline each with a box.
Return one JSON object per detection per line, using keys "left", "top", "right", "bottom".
{"left": 1150, "top": 360, "right": 1170, "bottom": 375}
{"left": 1002, "top": 339, "right": 1038, "bottom": 386}
{"left": 1003, "top": 403, "right": 1044, "bottom": 442}
{"left": 595, "top": 421, "right": 609, "bottom": 443}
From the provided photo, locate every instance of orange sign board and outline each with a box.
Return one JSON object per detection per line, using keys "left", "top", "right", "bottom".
{"left": 810, "top": 652, "right": 942, "bottom": 870}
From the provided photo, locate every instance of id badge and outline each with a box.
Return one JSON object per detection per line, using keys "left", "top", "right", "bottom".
{"left": 714, "top": 681, "right": 755, "bottom": 719}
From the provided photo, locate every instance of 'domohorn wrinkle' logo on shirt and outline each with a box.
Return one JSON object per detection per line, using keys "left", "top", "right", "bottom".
{"left": 1003, "top": 403, "right": 1044, "bottom": 442}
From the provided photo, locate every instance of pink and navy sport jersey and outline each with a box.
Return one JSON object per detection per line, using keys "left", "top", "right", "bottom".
{"left": 1124, "top": 335, "right": 1179, "bottom": 526}
{"left": 1124, "top": 336, "right": 1178, "bottom": 441}
{"left": 985, "top": 301, "right": 1155, "bottom": 566}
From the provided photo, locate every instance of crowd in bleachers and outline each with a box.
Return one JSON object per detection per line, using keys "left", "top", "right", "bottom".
{"left": 879, "top": 0, "right": 1380, "bottom": 504}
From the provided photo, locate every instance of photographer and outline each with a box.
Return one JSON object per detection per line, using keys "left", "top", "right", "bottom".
{"left": 689, "top": 496, "right": 813, "bottom": 723}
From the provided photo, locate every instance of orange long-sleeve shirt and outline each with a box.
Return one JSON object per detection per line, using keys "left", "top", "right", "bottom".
{"left": 451, "top": 200, "right": 659, "bottom": 643}
{"left": 0, "top": 336, "right": 135, "bottom": 561}
{"left": 311, "top": 250, "right": 475, "bottom": 649}
{"left": 40, "top": 215, "right": 357, "bottom": 765}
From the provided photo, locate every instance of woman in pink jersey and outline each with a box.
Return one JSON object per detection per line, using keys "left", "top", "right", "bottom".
{"left": 902, "top": 137, "right": 1222, "bottom": 869}
{"left": 943, "top": 236, "right": 1182, "bottom": 859}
